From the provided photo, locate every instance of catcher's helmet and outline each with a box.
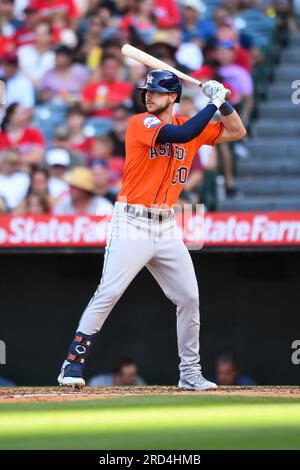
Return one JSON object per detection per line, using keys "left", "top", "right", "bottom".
{"left": 138, "top": 70, "right": 182, "bottom": 105}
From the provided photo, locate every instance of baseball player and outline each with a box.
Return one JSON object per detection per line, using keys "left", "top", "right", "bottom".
{"left": 58, "top": 70, "right": 246, "bottom": 390}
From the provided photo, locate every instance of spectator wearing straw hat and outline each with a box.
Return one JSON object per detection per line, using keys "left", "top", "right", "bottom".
{"left": 53, "top": 166, "right": 113, "bottom": 215}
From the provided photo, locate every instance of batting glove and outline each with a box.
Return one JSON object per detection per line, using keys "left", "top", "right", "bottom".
{"left": 202, "top": 80, "right": 231, "bottom": 109}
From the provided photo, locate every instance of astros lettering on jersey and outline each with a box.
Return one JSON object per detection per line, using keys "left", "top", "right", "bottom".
{"left": 117, "top": 113, "right": 224, "bottom": 208}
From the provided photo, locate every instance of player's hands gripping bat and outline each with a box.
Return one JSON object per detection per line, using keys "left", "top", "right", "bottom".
{"left": 202, "top": 80, "right": 232, "bottom": 108}
{"left": 121, "top": 44, "right": 231, "bottom": 101}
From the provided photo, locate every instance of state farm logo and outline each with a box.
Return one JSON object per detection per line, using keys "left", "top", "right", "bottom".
{"left": 0, "top": 216, "right": 109, "bottom": 246}
{"left": 144, "top": 115, "right": 161, "bottom": 129}
{"left": 0, "top": 227, "right": 7, "bottom": 243}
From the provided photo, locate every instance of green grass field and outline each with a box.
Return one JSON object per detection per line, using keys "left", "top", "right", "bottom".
{"left": 0, "top": 395, "right": 300, "bottom": 450}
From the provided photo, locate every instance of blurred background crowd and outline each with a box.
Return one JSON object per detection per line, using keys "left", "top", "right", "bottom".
{"left": 0, "top": 0, "right": 299, "bottom": 215}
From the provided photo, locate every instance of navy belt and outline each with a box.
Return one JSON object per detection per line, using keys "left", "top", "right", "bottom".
{"left": 124, "top": 204, "right": 172, "bottom": 222}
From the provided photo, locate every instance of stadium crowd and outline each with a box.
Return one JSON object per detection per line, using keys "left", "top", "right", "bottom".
{"left": 0, "top": 0, "right": 297, "bottom": 214}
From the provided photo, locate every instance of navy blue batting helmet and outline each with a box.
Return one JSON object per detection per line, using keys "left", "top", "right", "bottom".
{"left": 138, "top": 70, "right": 182, "bottom": 105}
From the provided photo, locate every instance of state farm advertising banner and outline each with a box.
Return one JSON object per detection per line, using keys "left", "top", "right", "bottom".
{"left": 0, "top": 212, "right": 300, "bottom": 247}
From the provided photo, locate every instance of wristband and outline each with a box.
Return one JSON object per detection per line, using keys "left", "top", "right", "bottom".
{"left": 219, "top": 101, "right": 234, "bottom": 116}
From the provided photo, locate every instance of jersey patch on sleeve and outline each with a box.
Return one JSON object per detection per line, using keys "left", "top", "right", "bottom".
{"left": 143, "top": 115, "right": 161, "bottom": 129}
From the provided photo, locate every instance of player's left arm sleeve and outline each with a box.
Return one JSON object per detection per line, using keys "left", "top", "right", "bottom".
{"left": 156, "top": 103, "right": 218, "bottom": 144}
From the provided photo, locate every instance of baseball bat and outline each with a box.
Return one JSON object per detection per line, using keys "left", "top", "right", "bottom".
{"left": 121, "top": 44, "right": 231, "bottom": 100}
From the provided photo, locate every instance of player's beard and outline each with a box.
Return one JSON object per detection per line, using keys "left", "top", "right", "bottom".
{"left": 146, "top": 97, "right": 171, "bottom": 116}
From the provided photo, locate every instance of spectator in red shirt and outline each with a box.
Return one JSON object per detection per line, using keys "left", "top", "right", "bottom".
{"left": 213, "top": 4, "right": 264, "bottom": 70}
{"left": 0, "top": 35, "right": 14, "bottom": 56}
{"left": 29, "top": 0, "right": 79, "bottom": 22}
{"left": 0, "top": 0, "right": 21, "bottom": 55}
{"left": 0, "top": 103, "right": 45, "bottom": 170}
{"left": 120, "top": 0, "right": 157, "bottom": 46}
{"left": 81, "top": 55, "right": 133, "bottom": 118}
{"left": 213, "top": 7, "right": 253, "bottom": 73}
{"left": 13, "top": 3, "right": 40, "bottom": 50}
{"left": 154, "top": 0, "right": 180, "bottom": 29}
{"left": 50, "top": 9, "right": 78, "bottom": 48}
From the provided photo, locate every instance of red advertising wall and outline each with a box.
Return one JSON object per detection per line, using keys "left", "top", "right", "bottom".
{"left": 1, "top": 212, "right": 300, "bottom": 248}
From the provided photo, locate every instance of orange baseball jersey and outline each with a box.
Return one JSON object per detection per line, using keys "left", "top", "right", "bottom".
{"left": 117, "top": 112, "right": 224, "bottom": 208}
